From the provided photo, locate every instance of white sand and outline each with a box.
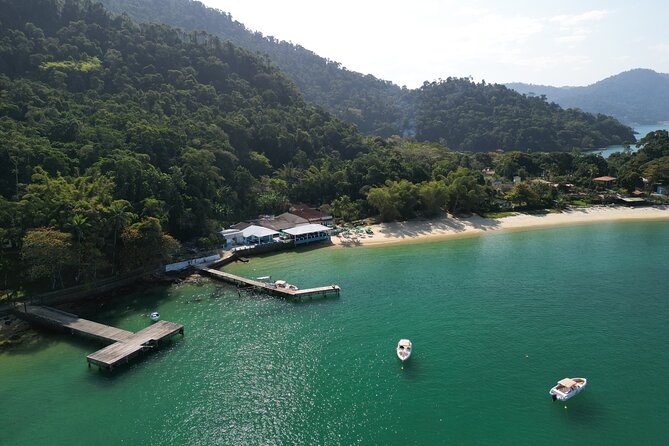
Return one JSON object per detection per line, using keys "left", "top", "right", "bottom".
{"left": 332, "top": 206, "right": 669, "bottom": 247}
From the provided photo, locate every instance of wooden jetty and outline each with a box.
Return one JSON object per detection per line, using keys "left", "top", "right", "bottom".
{"left": 197, "top": 266, "right": 340, "bottom": 299}
{"left": 17, "top": 305, "right": 183, "bottom": 371}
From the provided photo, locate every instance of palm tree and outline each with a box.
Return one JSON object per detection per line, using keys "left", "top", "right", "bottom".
{"left": 107, "top": 200, "right": 136, "bottom": 274}
{"left": 68, "top": 214, "right": 90, "bottom": 282}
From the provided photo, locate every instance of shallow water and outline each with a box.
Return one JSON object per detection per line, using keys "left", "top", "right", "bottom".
{"left": 2, "top": 221, "right": 669, "bottom": 445}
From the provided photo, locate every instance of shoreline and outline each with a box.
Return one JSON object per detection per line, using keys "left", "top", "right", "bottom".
{"left": 332, "top": 205, "right": 669, "bottom": 248}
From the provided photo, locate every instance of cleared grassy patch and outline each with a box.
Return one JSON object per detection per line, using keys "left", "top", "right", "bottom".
{"left": 40, "top": 57, "right": 101, "bottom": 72}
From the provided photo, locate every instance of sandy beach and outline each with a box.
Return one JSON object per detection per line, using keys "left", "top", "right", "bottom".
{"left": 332, "top": 205, "right": 669, "bottom": 247}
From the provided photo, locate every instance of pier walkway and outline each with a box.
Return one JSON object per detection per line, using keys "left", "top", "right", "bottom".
{"left": 197, "top": 266, "right": 340, "bottom": 299}
{"left": 16, "top": 305, "right": 183, "bottom": 370}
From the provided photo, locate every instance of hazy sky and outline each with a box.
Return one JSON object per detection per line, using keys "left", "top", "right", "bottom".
{"left": 201, "top": 0, "right": 669, "bottom": 88}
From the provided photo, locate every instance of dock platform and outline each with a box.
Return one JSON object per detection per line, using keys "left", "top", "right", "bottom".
{"left": 17, "top": 305, "right": 183, "bottom": 371}
{"left": 197, "top": 266, "right": 340, "bottom": 299}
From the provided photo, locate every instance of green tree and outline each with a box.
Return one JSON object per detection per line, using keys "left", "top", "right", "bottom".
{"left": 106, "top": 200, "right": 136, "bottom": 274}
{"left": 120, "top": 218, "right": 180, "bottom": 271}
{"left": 21, "top": 228, "right": 74, "bottom": 289}
{"left": 443, "top": 168, "right": 488, "bottom": 214}
{"left": 417, "top": 181, "right": 448, "bottom": 217}
{"left": 506, "top": 183, "right": 541, "bottom": 209}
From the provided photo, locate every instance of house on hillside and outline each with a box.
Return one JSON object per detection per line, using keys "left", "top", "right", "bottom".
{"left": 593, "top": 176, "right": 616, "bottom": 188}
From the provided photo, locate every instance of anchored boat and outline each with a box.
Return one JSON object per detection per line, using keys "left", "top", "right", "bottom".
{"left": 549, "top": 377, "right": 587, "bottom": 401}
{"left": 150, "top": 312, "right": 160, "bottom": 322}
{"left": 396, "top": 339, "right": 412, "bottom": 362}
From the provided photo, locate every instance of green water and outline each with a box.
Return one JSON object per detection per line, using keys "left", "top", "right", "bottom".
{"left": 2, "top": 222, "right": 669, "bottom": 445}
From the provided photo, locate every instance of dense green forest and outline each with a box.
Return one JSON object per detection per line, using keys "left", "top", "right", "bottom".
{"left": 508, "top": 69, "right": 669, "bottom": 125}
{"left": 0, "top": 0, "right": 373, "bottom": 290}
{"left": 0, "top": 0, "right": 666, "bottom": 295}
{"left": 99, "top": 0, "right": 408, "bottom": 137}
{"left": 99, "top": 0, "right": 635, "bottom": 151}
{"left": 414, "top": 78, "right": 633, "bottom": 151}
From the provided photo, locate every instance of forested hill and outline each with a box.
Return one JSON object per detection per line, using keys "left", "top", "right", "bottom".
{"left": 99, "top": 0, "right": 407, "bottom": 137}
{"left": 98, "top": 0, "right": 634, "bottom": 152}
{"left": 0, "top": 0, "right": 368, "bottom": 243}
{"left": 507, "top": 69, "right": 669, "bottom": 125}
{"left": 413, "top": 78, "right": 635, "bottom": 152}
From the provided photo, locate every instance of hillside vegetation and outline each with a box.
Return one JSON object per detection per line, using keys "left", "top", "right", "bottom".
{"left": 0, "top": 0, "right": 372, "bottom": 289}
{"left": 100, "top": 0, "right": 634, "bottom": 151}
{"left": 1, "top": 0, "right": 662, "bottom": 295}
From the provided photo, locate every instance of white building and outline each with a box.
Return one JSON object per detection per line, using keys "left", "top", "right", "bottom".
{"left": 241, "top": 225, "right": 280, "bottom": 245}
{"left": 220, "top": 229, "right": 244, "bottom": 247}
{"left": 283, "top": 224, "right": 331, "bottom": 245}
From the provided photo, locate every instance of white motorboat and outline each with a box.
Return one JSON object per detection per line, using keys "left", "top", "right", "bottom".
{"left": 150, "top": 312, "right": 160, "bottom": 322}
{"left": 396, "top": 339, "right": 412, "bottom": 362}
{"left": 549, "top": 377, "right": 587, "bottom": 401}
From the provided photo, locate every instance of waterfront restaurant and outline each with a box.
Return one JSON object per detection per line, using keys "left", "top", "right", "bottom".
{"left": 283, "top": 224, "right": 332, "bottom": 245}
{"left": 241, "top": 225, "right": 280, "bottom": 245}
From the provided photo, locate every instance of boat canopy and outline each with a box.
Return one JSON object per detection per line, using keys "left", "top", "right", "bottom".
{"left": 398, "top": 339, "right": 412, "bottom": 347}
{"left": 558, "top": 378, "right": 577, "bottom": 387}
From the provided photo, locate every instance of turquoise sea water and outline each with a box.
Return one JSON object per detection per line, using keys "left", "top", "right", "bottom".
{"left": 595, "top": 123, "right": 669, "bottom": 157}
{"left": 2, "top": 222, "right": 669, "bottom": 445}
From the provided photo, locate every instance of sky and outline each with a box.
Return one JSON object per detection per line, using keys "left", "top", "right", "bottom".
{"left": 200, "top": 0, "right": 669, "bottom": 89}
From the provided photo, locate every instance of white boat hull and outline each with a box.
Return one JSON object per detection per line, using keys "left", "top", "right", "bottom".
{"left": 397, "top": 349, "right": 411, "bottom": 361}
{"left": 549, "top": 378, "right": 587, "bottom": 401}
{"left": 396, "top": 339, "right": 412, "bottom": 362}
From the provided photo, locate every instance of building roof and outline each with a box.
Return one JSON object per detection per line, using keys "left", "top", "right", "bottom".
{"left": 593, "top": 176, "right": 617, "bottom": 182}
{"left": 230, "top": 222, "right": 252, "bottom": 230}
{"left": 283, "top": 224, "right": 331, "bottom": 236}
{"left": 289, "top": 204, "right": 332, "bottom": 221}
{"left": 241, "top": 225, "right": 279, "bottom": 239}
{"left": 220, "top": 229, "right": 243, "bottom": 236}
{"left": 257, "top": 212, "right": 308, "bottom": 231}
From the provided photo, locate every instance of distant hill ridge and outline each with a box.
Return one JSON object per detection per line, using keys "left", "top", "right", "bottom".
{"left": 507, "top": 69, "right": 669, "bottom": 125}
{"left": 99, "top": 0, "right": 407, "bottom": 137}
{"left": 99, "top": 0, "right": 635, "bottom": 151}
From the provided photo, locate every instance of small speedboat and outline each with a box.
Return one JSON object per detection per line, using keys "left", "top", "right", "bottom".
{"left": 549, "top": 377, "right": 587, "bottom": 401}
{"left": 150, "top": 312, "right": 160, "bottom": 322}
{"left": 396, "top": 339, "right": 412, "bottom": 362}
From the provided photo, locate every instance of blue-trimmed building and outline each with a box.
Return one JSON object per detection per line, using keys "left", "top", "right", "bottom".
{"left": 283, "top": 224, "right": 331, "bottom": 245}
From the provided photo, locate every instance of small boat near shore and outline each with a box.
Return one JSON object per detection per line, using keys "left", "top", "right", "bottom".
{"left": 396, "top": 339, "right": 412, "bottom": 362}
{"left": 150, "top": 312, "right": 160, "bottom": 322}
{"left": 549, "top": 377, "right": 587, "bottom": 401}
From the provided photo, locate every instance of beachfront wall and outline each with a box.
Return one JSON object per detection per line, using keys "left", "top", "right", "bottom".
{"left": 283, "top": 224, "right": 332, "bottom": 245}
{"left": 165, "top": 254, "right": 221, "bottom": 272}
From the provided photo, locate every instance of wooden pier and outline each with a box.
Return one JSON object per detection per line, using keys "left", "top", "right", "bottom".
{"left": 197, "top": 266, "right": 340, "bottom": 299}
{"left": 17, "top": 305, "right": 183, "bottom": 371}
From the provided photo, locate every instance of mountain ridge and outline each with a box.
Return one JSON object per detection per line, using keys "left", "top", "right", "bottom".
{"left": 98, "top": 0, "right": 635, "bottom": 151}
{"left": 507, "top": 69, "right": 669, "bottom": 125}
